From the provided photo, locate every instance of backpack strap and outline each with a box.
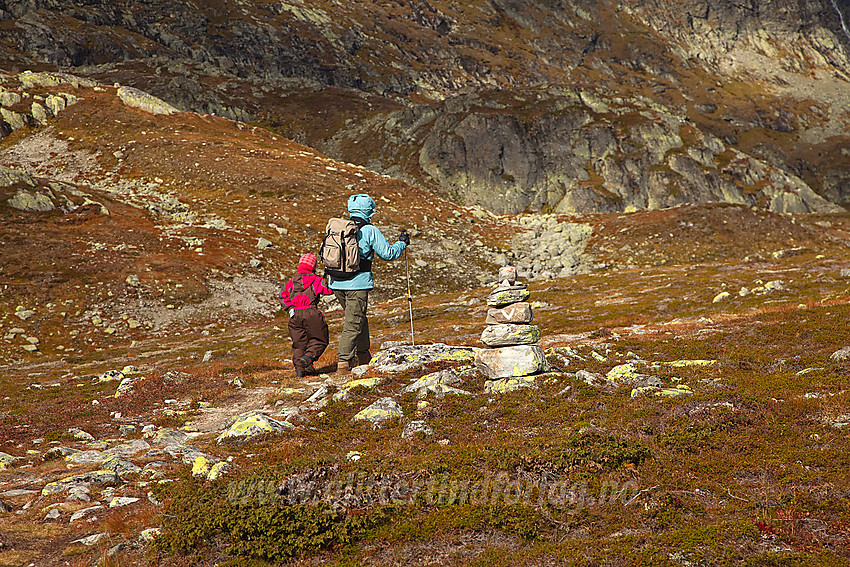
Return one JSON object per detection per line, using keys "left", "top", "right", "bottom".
{"left": 351, "top": 217, "right": 372, "bottom": 273}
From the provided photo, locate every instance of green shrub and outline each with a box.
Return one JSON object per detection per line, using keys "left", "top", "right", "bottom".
{"left": 155, "top": 478, "right": 389, "bottom": 562}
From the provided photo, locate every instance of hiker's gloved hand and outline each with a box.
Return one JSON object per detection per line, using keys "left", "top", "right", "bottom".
{"left": 398, "top": 230, "right": 410, "bottom": 245}
{"left": 288, "top": 308, "right": 295, "bottom": 318}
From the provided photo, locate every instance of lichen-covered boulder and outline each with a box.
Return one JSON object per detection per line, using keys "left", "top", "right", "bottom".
{"left": 631, "top": 385, "right": 693, "bottom": 398}
{"left": 0, "top": 91, "right": 21, "bottom": 107}
{"left": 400, "top": 369, "right": 471, "bottom": 398}
{"left": 333, "top": 376, "right": 386, "bottom": 402}
{"left": 353, "top": 397, "right": 403, "bottom": 427}
{"left": 45, "top": 94, "right": 66, "bottom": 115}
{"left": 145, "top": 428, "right": 188, "bottom": 446}
{"left": 216, "top": 412, "right": 293, "bottom": 444}
{"left": 7, "top": 190, "right": 54, "bottom": 212}
{"left": 106, "top": 439, "right": 151, "bottom": 457}
{"left": 31, "top": 102, "right": 48, "bottom": 124}
{"left": 484, "top": 375, "right": 538, "bottom": 394}
{"left": 605, "top": 362, "right": 658, "bottom": 387}
{"left": 41, "top": 470, "right": 121, "bottom": 496}
{"left": 102, "top": 455, "right": 142, "bottom": 475}
{"left": 117, "top": 86, "right": 180, "bottom": 115}
{"left": 66, "top": 450, "right": 105, "bottom": 465}
{"left": 207, "top": 461, "right": 231, "bottom": 481}
{"left": 474, "top": 345, "right": 547, "bottom": 379}
{"left": 485, "top": 302, "right": 533, "bottom": 324}
{"left": 0, "top": 452, "right": 21, "bottom": 470}
{"left": 481, "top": 324, "right": 540, "bottom": 347}
{"left": 18, "top": 70, "right": 96, "bottom": 89}
{"left": 114, "top": 376, "right": 139, "bottom": 397}
{"left": 371, "top": 343, "right": 477, "bottom": 374}
{"left": 0, "top": 108, "right": 25, "bottom": 131}
{"left": 68, "top": 428, "right": 95, "bottom": 442}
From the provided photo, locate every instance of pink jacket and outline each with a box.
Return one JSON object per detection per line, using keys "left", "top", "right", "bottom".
{"left": 281, "top": 270, "right": 333, "bottom": 310}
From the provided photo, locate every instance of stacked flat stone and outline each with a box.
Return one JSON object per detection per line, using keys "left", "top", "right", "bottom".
{"left": 474, "top": 266, "right": 547, "bottom": 380}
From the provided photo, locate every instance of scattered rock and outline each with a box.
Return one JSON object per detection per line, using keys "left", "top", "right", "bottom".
{"left": 605, "top": 363, "right": 659, "bottom": 388}
{"left": 43, "top": 446, "right": 79, "bottom": 461}
{"left": 102, "top": 455, "right": 142, "bottom": 475}
{"left": 44, "top": 508, "right": 61, "bottom": 521}
{"left": 0, "top": 452, "right": 21, "bottom": 470}
{"left": 216, "top": 412, "right": 293, "bottom": 444}
{"left": 72, "top": 532, "right": 109, "bottom": 545}
{"left": 114, "top": 376, "right": 139, "bottom": 397}
{"left": 68, "top": 428, "right": 95, "bottom": 442}
{"left": 70, "top": 505, "right": 105, "bottom": 523}
{"left": 483, "top": 375, "right": 538, "bottom": 394}
{"left": 42, "top": 470, "right": 121, "bottom": 496}
{"left": 31, "top": 101, "right": 51, "bottom": 123}
{"left": 401, "top": 420, "right": 433, "bottom": 438}
{"left": 109, "top": 496, "right": 140, "bottom": 508}
{"left": 8, "top": 190, "right": 54, "bottom": 213}
{"left": 0, "top": 108, "right": 26, "bottom": 130}
{"left": 371, "top": 343, "right": 477, "bottom": 373}
{"left": 14, "top": 306, "right": 36, "bottom": 320}
{"left": 353, "top": 397, "right": 403, "bottom": 427}
{"left": 145, "top": 428, "right": 187, "bottom": 446}
{"left": 139, "top": 527, "right": 162, "bottom": 542}
{"left": 67, "top": 450, "right": 106, "bottom": 465}
{"left": 207, "top": 461, "right": 231, "bottom": 481}
{"left": 712, "top": 291, "right": 731, "bottom": 303}
{"left": 333, "top": 376, "right": 385, "bottom": 402}
{"left": 400, "top": 369, "right": 471, "bottom": 398}
{"left": 631, "top": 385, "right": 693, "bottom": 398}
{"left": 575, "top": 370, "right": 610, "bottom": 390}
{"left": 257, "top": 237, "right": 274, "bottom": 249}
{"left": 830, "top": 347, "right": 850, "bottom": 362}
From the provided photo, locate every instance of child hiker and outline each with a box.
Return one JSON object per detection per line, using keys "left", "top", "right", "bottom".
{"left": 280, "top": 253, "right": 334, "bottom": 378}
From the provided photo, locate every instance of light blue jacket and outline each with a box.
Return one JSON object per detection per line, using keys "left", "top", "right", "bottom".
{"left": 328, "top": 224, "right": 407, "bottom": 290}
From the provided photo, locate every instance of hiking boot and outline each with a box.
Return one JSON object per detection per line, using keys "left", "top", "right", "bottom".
{"left": 295, "top": 366, "right": 305, "bottom": 379}
{"left": 357, "top": 351, "right": 372, "bottom": 366}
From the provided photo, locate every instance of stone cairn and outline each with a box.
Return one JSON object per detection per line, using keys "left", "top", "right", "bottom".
{"left": 473, "top": 266, "right": 548, "bottom": 386}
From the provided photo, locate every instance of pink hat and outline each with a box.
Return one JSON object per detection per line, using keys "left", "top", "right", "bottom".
{"left": 298, "top": 253, "right": 317, "bottom": 273}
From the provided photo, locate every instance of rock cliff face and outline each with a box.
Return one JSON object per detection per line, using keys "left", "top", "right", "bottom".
{"left": 1, "top": 0, "right": 849, "bottom": 213}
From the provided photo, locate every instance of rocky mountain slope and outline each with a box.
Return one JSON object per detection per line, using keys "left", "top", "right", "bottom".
{"left": 1, "top": 69, "right": 850, "bottom": 566}
{"left": 1, "top": 0, "right": 849, "bottom": 213}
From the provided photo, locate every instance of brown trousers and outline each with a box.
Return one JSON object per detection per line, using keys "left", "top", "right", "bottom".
{"left": 288, "top": 307, "right": 329, "bottom": 370}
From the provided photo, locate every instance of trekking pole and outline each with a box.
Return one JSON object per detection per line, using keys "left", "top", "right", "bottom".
{"left": 401, "top": 230, "right": 415, "bottom": 346}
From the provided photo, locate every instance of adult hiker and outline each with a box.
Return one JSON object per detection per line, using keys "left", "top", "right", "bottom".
{"left": 280, "top": 253, "right": 334, "bottom": 378}
{"left": 327, "top": 193, "right": 409, "bottom": 374}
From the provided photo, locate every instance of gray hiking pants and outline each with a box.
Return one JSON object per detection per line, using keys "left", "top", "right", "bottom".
{"left": 333, "top": 289, "right": 370, "bottom": 364}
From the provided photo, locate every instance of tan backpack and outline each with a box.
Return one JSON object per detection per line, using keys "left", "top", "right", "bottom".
{"left": 320, "top": 218, "right": 364, "bottom": 279}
